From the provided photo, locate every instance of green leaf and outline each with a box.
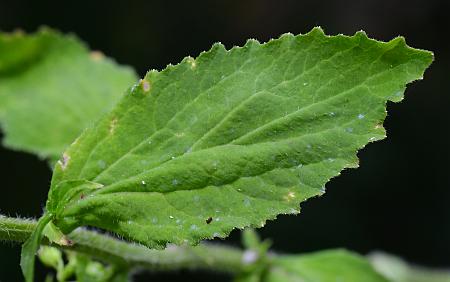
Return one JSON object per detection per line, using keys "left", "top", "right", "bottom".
{"left": 20, "top": 214, "right": 51, "bottom": 282}
{"left": 369, "top": 252, "right": 450, "bottom": 282}
{"left": 246, "top": 249, "right": 390, "bottom": 282}
{"left": 37, "top": 246, "right": 64, "bottom": 274}
{"left": 73, "top": 254, "right": 124, "bottom": 282}
{"left": 0, "top": 28, "right": 138, "bottom": 162}
{"left": 242, "top": 229, "right": 264, "bottom": 250}
{"left": 46, "top": 27, "right": 432, "bottom": 248}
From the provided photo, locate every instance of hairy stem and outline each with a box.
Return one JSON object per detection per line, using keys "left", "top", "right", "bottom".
{"left": 0, "top": 215, "right": 36, "bottom": 242}
{"left": 0, "top": 215, "right": 245, "bottom": 273}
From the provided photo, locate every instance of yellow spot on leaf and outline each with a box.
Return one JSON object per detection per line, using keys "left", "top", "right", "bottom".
{"left": 284, "top": 191, "right": 296, "bottom": 201}
{"left": 90, "top": 51, "right": 104, "bottom": 61}
{"left": 186, "top": 57, "right": 197, "bottom": 69}
{"left": 140, "top": 79, "right": 151, "bottom": 92}
{"left": 109, "top": 118, "right": 118, "bottom": 134}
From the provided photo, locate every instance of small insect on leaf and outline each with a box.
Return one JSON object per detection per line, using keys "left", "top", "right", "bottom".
{"left": 206, "top": 217, "right": 213, "bottom": 224}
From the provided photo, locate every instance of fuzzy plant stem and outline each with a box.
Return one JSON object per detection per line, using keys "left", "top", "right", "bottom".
{"left": 0, "top": 215, "right": 245, "bottom": 273}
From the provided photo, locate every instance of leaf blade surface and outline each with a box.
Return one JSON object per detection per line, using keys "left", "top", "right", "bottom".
{"left": 47, "top": 28, "right": 433, "bottom": 248}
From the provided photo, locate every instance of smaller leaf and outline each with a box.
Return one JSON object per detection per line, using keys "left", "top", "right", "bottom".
{"left": 37, "top": 246, "right": 64, "bottom": 273}
{"left": 239, "top": 229, "right": 272, "bottom": 281}
{"left": 242, "top": 229, "right": 262, "bottom": 250}
{"left": 238, "top": 249, "right": 390, "bottom": 282}
{"left": 0, "top": 28, "right": 138, "bottom": 162}
{"left": 44, "top": 274, "right": 55, "bottom": 282}
{"left": 74, "top": 253, "right": 129, "bottom": 282}
{"left": 20, "top": 214, "right": 51, "bottom": 282}
{"left": 42, "top": 222, "right": 73, "bottom": 246}
{"left": 369, "top": 252, "right": 450, "bottom": 282}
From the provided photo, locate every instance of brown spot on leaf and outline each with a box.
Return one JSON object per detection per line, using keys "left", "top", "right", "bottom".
{"left": 59, "top": 236, "right": 74, "bottom": 246}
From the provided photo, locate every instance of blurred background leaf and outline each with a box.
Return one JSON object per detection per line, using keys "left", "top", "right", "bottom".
{"left": 0, "top": 28, "right": 137, "bottom": 163}
{"left": 259, "top": 250, "right": 390, "bottom": 282}
{"left": 369, "top": 252, "right": 450, "bottom": 282}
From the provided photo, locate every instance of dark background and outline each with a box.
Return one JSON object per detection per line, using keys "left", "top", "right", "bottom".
{"left": 0, "top": 0, "right": 449, "bottom": 281}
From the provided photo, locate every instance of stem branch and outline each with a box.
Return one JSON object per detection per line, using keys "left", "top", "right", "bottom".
{"left": 0, "top": 215, "right": 244, "bottom": 273}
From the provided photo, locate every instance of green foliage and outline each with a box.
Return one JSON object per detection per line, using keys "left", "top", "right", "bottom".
{"left": 237, "top": 229, "right": 272, "bottom": 281}
{"left": 37, "top": 246, "right": 64, "bottom": 274}
{"left": 369, "top": 252, "right": 450, "bottom": 282}
{"left": 45, "top": 28, "right": 432, "bottom": 251}
{"left": 72, "top": 254, "right": 128, "bottom": 282}
{"left": 0, "top": 28, "right": 137, "bottom": 162}
{"left": 37, "top": 247, "right": 128, "bottom": 282}
{"left": 260, "top": 250, "right": 390, "bottom": 282}
{"left": 237, "top": 233, "right": 390, "bottom": 282}
{"left": 20, "top": 214, "right": 52, "bottom": 282}
{"left": 0, "top": 27, "right": 433, "bottom": 282}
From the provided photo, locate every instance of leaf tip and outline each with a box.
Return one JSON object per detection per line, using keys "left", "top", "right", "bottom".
{"left": 245, "top": 38, "right": 260, "bottom": 46}
{"left": 144, "top": 69, "right": 159, "bottom": 81}
{"left": 280, "top": 32, "right": 295, "bottom": 39}
{"left": 37, "top": 25, "right": 55, "bottom": 35}
{"left": 308, "top": 26, "right": 326, "bottom": 37}
{"left": 184, "top": 56, "right": 197, "bottom": 69}
{"left": 354, "top": 30, "right": 368, "bottom": 39}
{"left": 211, "top": 42, "right": 226, "bottom": 52}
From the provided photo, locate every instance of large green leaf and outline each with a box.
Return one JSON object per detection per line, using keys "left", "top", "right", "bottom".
{"left": 249, "top": 249, "right": 390, "bottom": 282}
{"left": 0, "top": 28, "right": 138, "bottom": 161}
{"left": 45, "top": 27, "right": 432, "bottom": 248}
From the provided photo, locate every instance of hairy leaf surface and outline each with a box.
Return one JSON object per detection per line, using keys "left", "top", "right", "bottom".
{"left": 46, "top": 27, "right": 432, "bottom": 248}
{"left": 0, "top": 28, "right": 137, "bottom": 161}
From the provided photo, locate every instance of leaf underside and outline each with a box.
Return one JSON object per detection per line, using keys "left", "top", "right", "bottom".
{"left": 46, "top": 27, "right": 432, "bottom": 249}
{"left": 0, "top": 28, "right": 138, "bottom": 162}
